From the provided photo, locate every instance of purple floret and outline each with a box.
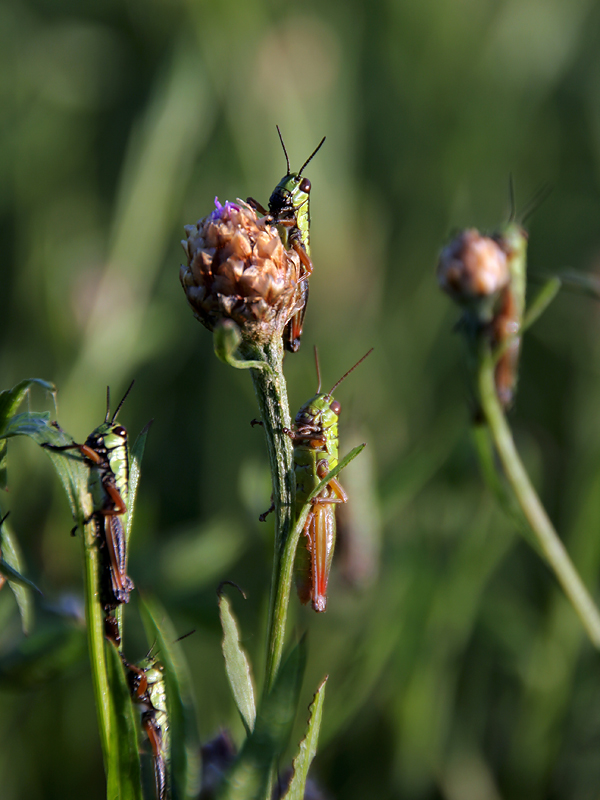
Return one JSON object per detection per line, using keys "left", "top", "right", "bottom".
{"left": 209, "top": 197, "right": 240, "bottom": 222}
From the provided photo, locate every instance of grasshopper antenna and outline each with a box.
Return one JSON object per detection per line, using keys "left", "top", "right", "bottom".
{"left": 314, "top": 346, "right": 322, "bottom": 394}
{"left": 327, "top": 348, "right": 374, "bottom": 397}
{"left": 111, "top": 380, "right": 135, "bottom": 423}
{"left": 299, "top": 136, "right": 326, "bottom": 177}
{"left": 104, "top": 387, "right": 111, "bottom": 423}
{"left": 520, "top": 183, "right": 553, "bottom": 224}
{"left": 276, "top": 125, "right": 291, "bottom": 175}
{"left": 174, "top": 629, "right": 196, "bottom": 643}
{"left": 508, "top": 174, "right": 516, "bottom": 223}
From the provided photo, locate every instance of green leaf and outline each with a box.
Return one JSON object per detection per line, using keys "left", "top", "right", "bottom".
{"left": 219, "top": 636, "right": 307, "bottom": 800}
{"left": 140, "top": 596, "right": 201, "bottom": 800}
{"left": 282, "top": 676, "right": 328, "bottom": 800}
{"left": 0, "top": 379, "right": 55, "bottom": 428}
{"left": 218, "top": 587, "right": 256, "bottom": 735}
{"left": 3, "top": 408, "right": 113, "bottom": 768}
{"left": 105, "top": 640, "right": 143, "bottom": 800}
{"left": 0, "top": 559, "right": 42, "bottom": 594}
{"left": 522, "top": 276, "right": 561, "bottom": 332}
{"left": 2, "top": 411, "right": 92, "bottom": 522}
{"left": 307, "top": 444, "right": 366, "bottom": 504}
{"left": 125, "top": 420, "right": 153, "bottom": 547}
{"left": 0, "top": 379, "right": 56, "bottom": 490}
{"left": 0, "top": 511, "right": 39, "bottom": 634}
{"left": 213, "top": 320, "right": 274, "bottom": 375}
{"left": 114, "top": 418, "right": 152, "bottom": 643}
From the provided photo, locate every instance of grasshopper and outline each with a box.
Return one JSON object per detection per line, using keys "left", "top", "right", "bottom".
{"left": 248, "top": 126, "right": 326, "bottom": 352}
{"left": 490, "top": 182, "right": 551, "bottom": 407}
{"left": 286, "top": 348, "right": 372, "bottom": 611}
{"left": 125, "top": 652, "right": 169, "bottom": 800}
{"left": 490, "top": 216, "right": 528, "bottom": 409}
{"left": 44, "top": 383, "right": 135, "bottom": 612}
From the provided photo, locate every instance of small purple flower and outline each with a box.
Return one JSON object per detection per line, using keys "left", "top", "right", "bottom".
{"left": 209, "top": 197, "right": 240, "bottom": 223}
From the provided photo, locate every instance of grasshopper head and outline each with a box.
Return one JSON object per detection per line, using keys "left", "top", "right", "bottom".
{"left": 101, "top": 423, "right": 128, "bottom": 451}
{"left": 85, "top": 421, "right": 128, "bottom": 453}
{"left": 268, "top": 127, "right": 325, "bottom": 222}
{"left": 295, "top": 391, "right": 341, "bottom": 433}
{"left": 268, "top": 174, "right": 311, "bottom": 222}
{"left": 85, "top": 382, "right": 133, "bottom": 452}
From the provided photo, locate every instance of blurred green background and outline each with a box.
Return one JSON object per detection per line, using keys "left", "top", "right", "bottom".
{"left": 2, "top": 0, "right": 600, "bottom": 797}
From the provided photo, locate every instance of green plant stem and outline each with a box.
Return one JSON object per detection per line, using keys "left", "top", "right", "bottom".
{"left": 240, "top": 337, "right": 296, "bottom": 694}
{"left": 82, "top": 520, "right": 112, "bottom": 766}
{"left": 478, "top": 347, "right": 600, "bottom": 648}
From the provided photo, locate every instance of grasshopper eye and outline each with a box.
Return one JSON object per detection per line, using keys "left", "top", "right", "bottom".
{"left": 113, "top": 426, "right": 127, "bottom": 437}
{"left": 299, "top": 177, "right": 311, "bottom": 194}
{"left": 331, "top": 400, "right": 341, "bottom": 415}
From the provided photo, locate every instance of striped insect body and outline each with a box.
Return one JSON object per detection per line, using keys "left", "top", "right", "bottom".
{"left": 126, "top": 654, "right": 169, "bottom": 800}
{"left": 491, "top": 220, "right": 527, "bottom": 408}
{"left": 248, "top": 127, "right": 326, "bottom": 352}
{"left": 287, "top": 348, "right": 372, "bottom": 611}
{"left": 43, "top": 383, "right": 135, "bottom": 615}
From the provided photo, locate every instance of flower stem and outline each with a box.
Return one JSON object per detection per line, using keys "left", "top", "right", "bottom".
{"left": 478, "top": 347, "right": 600, "bottom": 647}
{"left": 82, "top": 520, "right": 112, "bottom": 766}
{"left": 241, "top": 337, "right": 297, "bottom": 694}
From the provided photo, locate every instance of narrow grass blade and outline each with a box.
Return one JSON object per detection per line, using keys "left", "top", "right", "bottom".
{"left": 218, "top": 587, "right": 256, "bottom": 735}
{"left": 521, "top": 276, "right": 561, "bottom": 332}
{"left": 219, "top": 636, "right": 307, "bottom": 800}
{"left": 0, "top": 559, "right": 41, "bottom": 595}
{"left": 557, "top": 270, "right": 600, "bottom": 300}
{"left": 307, "top": 444, "right": 366, "bottom": 504}
{"left": 105, "top": 640, "right": 143, "bottom": 800}
{"left": 125, "top": 420, "right": 153, "bottom": 547}
{"left": 282, "top": 676, "right": 328, "bottom": 800}
{"left": 116, "top": 418, "right": 152, "bottom": 642}
{"left": 140, "top": 596, "right": 201, "bottom": 800}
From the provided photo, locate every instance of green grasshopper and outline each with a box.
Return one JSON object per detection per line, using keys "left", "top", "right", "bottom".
{"left": 490, "top": 219, "right": 527, "bottom": 408}
{"left": 125, "top": 652, "right": 169, "bottom": 800}
{"left": 44, "top": 382, "right": 135, "bottom": 611}
{"left": 248, "top": 126, "right": 326, "bottom": 352}
{"left": 489, "top": 182, "right": 549, "bottom": 407}
{"left": 285, "top": 348, "right": 373, "bottom": 611}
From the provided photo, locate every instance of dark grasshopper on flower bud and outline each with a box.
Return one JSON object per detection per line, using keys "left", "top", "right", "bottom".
{"left": 248, "top": 126, "right": 326, "bottom": 353}
{"left": 124, "top": 652, "right": 169, "bottom": 800}
{"left": 437, "top": 188, "right": 534, "bottom": 409}
{"left": 286, "top": 348, "right": 373, "bottom": 612}
{"left": 44, "top": 382, "right": 135, "bottom": 612}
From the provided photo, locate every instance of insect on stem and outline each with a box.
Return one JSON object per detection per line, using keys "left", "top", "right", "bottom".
{"left": 287, "top": 348, "right": 373, "bottom": 611}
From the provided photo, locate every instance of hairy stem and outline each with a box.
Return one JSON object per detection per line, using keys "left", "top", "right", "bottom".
{"left": 478, "top": 347, "right": 600, "bottom": 647}
{"left": 241, "top": 337, "right": 297, "bottom": 694}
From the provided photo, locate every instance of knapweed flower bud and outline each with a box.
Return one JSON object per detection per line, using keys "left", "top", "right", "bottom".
{"left": 180, "top": 199, "right": 303, "bottom": 345}
{"left": 438, "top": 229, "right": 509, "bottom": 321}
